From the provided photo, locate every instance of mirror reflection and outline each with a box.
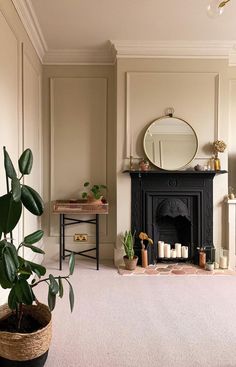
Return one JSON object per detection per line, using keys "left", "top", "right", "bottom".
{"left": 143, "top": 117, "right": 198, "bottom": 170}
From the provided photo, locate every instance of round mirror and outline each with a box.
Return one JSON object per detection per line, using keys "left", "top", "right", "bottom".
{"left": 143, "top": 116, "right": 198, "bottom": 170}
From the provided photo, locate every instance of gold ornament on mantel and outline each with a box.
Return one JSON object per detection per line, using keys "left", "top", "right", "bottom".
{"left": 212, "top": 140, "right": 227, "bottom": 171}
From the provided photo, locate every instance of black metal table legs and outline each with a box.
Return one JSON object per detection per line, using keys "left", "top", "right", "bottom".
{"left": 59, "top": 213, "right": 100, "bottom": 270}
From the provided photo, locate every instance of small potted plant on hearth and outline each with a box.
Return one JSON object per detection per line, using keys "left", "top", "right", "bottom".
{"left": 0, "top": 147, "right": 75, "bottom": 367}
{"left": 121, "top": 230, "right": 138, "bottom": 270}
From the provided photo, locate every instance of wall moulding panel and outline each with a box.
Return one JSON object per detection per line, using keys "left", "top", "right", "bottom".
{"left": 125, "top": 71, "right": 219, "bottom": 161}
{"left": 50, "top": 77, "right": 109, "bottom": 240}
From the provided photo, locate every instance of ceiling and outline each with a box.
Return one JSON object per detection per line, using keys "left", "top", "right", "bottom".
{"left": 13, "top": 0, "right": 236, "bottom": 64}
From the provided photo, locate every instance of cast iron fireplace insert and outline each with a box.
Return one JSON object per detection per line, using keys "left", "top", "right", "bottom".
{"left": 128, "top": 170, "right": 226, "bottom": 264}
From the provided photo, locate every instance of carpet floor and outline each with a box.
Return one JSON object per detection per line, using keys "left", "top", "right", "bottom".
{"left": 37, "top": 258, "right": 236, "bottom": 367}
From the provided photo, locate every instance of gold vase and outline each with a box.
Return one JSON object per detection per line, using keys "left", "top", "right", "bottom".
{"left": 214, "top": 157, "right": 221, "bottom": 171}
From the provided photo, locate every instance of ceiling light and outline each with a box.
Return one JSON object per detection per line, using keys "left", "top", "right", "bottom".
{"left": 207, "top": 0, "right": 231, "bottom": 18}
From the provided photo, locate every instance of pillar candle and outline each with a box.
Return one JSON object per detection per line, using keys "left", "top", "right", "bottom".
{"left": 164, "top": 243, "right": 171, "bottom": 258}
{"left": 175, "top": 243, "right": 182, "bottom": 258}
{"left": 171, "top": 249, "right": 177, "bottom": 258}
{"left": 219, "top": 256, "right": 227, "bottom": 269}
{"left": 158, "top": 241, "right": 164, "bottom": 258}
{"left": 181, "top": 246, "right": 188, "bottom": 259}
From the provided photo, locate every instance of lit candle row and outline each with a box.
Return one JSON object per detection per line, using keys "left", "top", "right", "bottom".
{"left": 158, "top": 241, "right": 188, "bottom": 259}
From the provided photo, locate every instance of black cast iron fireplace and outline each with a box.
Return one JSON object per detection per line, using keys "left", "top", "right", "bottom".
{"left": 129, "top": 170, "right": 224, "bottom": 264}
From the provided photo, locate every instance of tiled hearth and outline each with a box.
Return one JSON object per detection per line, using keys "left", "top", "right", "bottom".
{"left": 118, "top": 263, "right": 236, "bottom": 276}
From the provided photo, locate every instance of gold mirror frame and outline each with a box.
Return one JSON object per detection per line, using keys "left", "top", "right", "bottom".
{"left": 143, "top": 116, "right": 198, "bottom": 171}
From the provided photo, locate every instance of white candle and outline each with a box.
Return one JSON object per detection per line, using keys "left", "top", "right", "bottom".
{"left": 158, "top": 241, "right": 164, "bottom": 258}
{"left": 181, "top": 246, "right": 188, "bottom": 259}
{"left": 175, "top": 243, "right": 182, "bottom": 258}
{"left": 219, "top": 256, "right": 227, "bottom": 269}
{"left": 171, "top": 249, "right": 177, "bottom": 258}
{"left": 164, "top": 243, "right": 171, "bottom": 258}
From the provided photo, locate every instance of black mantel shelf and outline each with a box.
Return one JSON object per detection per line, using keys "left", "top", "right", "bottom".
{"left": 123, "top": 170, "right": 227, "bottom": 175}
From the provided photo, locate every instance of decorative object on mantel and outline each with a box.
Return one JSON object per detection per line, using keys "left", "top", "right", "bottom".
{"left": 219, "top": 248, "right": 229, "bottom": 269}
{"left": 122, "top": 230, "right": 138, "bottom": 271}
{"left": 212, "top": 140, "right": 227, "bottom": 171}
{"left": 228, "top": 186, "right": 235, "bottom": 200}
{"left": 139, "top": 232, "right": 153, "bottom": 268}
{"left": 198, "top": 247, "right": 207, "bottom": 268}
{"left": 82, "top": 181, "right": 107, "bottom": 203}
{"left": 139, "top": 159, "right": 150, "bottom": 172}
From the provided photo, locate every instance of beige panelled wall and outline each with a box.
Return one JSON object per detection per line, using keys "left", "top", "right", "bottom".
{"left": 0, "top": 0, "right": 42, "bottom": 304}
{"left": 115, "top": 58, "right": 234, "bottom": 265}
{"left": 42, "top": 66, "right": 116, "bottom": 261}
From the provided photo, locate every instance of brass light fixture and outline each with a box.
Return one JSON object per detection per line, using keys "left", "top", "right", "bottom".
{"left": 207, "top": 0, "right": 231, "bottom": 17}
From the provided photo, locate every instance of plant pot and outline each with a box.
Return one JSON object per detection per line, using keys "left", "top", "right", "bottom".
{"left": 123, "top": 255, "right": 138, "bottom": 270}
{"left": 0, "top": 303, "right": 52, "bottom": 367}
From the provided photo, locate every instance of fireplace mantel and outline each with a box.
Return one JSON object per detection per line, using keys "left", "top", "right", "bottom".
{"left": 126, "top": 169, "right": 227, "bottom": 264}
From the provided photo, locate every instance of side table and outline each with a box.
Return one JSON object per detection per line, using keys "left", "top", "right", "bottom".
{"left": 52, "top": 200, "right": 109, "bottom": 270}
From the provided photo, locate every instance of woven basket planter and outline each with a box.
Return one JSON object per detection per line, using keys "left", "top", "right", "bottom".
{"left": 0, "top": 303, "right": 52, "bottom": 367}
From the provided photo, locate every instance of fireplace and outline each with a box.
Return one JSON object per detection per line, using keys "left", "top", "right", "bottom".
{"left": 129, "top": 170, "right": 222, "bottom": 264}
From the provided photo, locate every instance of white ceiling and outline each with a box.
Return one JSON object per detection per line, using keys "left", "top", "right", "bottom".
{"left": 13, "top": 0, "right": 236, "bottom": 64}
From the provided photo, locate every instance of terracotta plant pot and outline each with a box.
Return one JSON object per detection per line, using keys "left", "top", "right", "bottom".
{"left": 123, "top": 255, "right": 138, "bottom": 270}
{"left": 0, "top": 303, "right": 52, "bottom": 367}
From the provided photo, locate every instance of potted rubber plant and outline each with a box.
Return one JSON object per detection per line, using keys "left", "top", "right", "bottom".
{"left": 121, "top": 230, "right": 138, "bottom": 270}
{"left": 0, "top": 147, "right": 75, "bottom": 367}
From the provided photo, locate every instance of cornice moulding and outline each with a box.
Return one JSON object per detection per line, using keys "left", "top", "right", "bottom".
{"left": 43, "top": 48, "right": 115, "bottom": 65}
{"left": 110, "top": 40, "right": 236, "bottom": 60}
{"left": 11, "top": 0, "right": 47, "bottom": 61}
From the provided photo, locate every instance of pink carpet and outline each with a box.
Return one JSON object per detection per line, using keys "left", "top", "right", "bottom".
{"left": 37, "top": 258, "right": 236, "bottom": 367}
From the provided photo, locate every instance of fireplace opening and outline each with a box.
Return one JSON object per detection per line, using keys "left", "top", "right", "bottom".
{"left": 155, "top": 198, "right": 192, "bottom": 259}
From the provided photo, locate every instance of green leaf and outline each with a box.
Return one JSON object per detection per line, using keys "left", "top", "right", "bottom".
{"left": 4, "top": 148, "right": 16, "bottom": 179}
{"left": 18, "top": 148, "right": 33, "bottom": 175}
{"left": 8, "top": 287, "right": 18, "bottom": 310}
{"left": 69, "top": 252, "right": 75, "bottom": 275}
{"left": 68, "top": 282, "right": 74, "bottom": 312}
{"left": 5, "top": 242, "right": 19, "bottom": 269}
{"left": 58, "top": 277, "right": 64, "bottom": 298}
{"left": 49, "top": 274, "right": 59, "bottom": 295}
{"left": 3, "top": 248, "right": 17, "bottom": 282}
{"left": 0, "top": 193, "right": 22, "bottom": 234}
{"left": 23, "top": 258, "right": 46, "bottom": 277}
{"left": 84, "top": 182, "right": 90, "bottom": 187}
{"left": 24, "top": 230, "right": 44, "bottom": 244}
{"left": 11, "top": 177, "right": 21, "bottom": 202}
{"left": 15, "top": 279, "right": 34, "bottom": 305}
{"left": 21, "top": 185, "right": 44, "bottom": 216}
{"left": 0, "top": 258, "right": 13, "bottom": 289}
{"left": 23, "top": 243, "right": 45, "bottom": 254}
{"left": 48, "top": 289, "right": 56, "bottom": 311}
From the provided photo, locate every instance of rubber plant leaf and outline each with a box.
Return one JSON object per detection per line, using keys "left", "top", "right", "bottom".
{"left": 15, "top": 279, "right": 34, "bottom": 305}
{"left": 68, "top": 281, "right": 74, "bottom": 312}
{"left": 3, "top": 248, "right": 17, "bottom": 283}
{"left": 0, "top": 258, "right": 13, "bottom": 289}
{"left": 0, "top": 193, "right": 22, "bottom": 234}
{"left": 49, "top": 274, "right": 59, "bottom": 295}
{"left": 11, "top": 177, "right": 21, "bottom": 202}
{"left": 22, "top": 243, "right": 45, "bottom": 254}
{"left": 25, "top": 259, "right": 46, "bottom": 277}
{"left": 24, "top": 229, "right": 44, "bottom": 244}
{"left": 4, "top": 148, "right": 16, "bottom": 179}
{"left": 48, "top": 288, "right": 56, "bottom": 311}
{"left": 21, "top": 185, "right": 44, "bottom": 216}
{"left": 8, "top": 287, "right": 18, "bottom": 310}
{"left": 18, "top": 148, "right": 33, "bottom": 175}
{"left": 5, "top": 242, "right": 19, "bottom": 269}
{"left": 58, "top": 277, "right": 64, "bottom": 298}
{"left": 69, "top": 252, "right": 75, "bottom": 275}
